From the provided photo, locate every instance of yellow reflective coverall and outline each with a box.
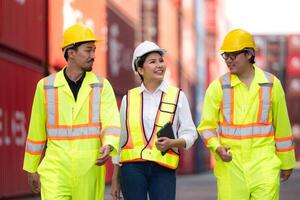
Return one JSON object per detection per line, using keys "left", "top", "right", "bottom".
{"left": 23, "top": 70, "right": 120, "bottom": 200}
{"left": 198, "top": 66, "right": 296, "bottom": 200}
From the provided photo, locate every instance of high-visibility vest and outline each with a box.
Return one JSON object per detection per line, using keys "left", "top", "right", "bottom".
{"left": 201, "top": 71, "right": 294, "bottom": 151}
{"left": 24, "top": 71, "right": 120, "bottom": 173}
{"left": 25, "top": 72, "right": 103, "bottom": 152}
{"left": 120, "top": 86, "right": 181, "bottom": 169}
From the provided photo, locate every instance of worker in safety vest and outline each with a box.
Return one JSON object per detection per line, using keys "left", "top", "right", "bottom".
{"left": 110, "top": 41, "right": 198, "bottom": 200}
{"left": 198, "top": 29, "right": 296, "bottom": 200}
{"left": 23, "top": 24, "right": 121, "bottom": 200}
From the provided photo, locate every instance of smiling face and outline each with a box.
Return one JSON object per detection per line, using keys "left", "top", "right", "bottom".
{"left": 222, "top": 50, "right": 252, "bottom": 75}
{"left": 137, "top": 52, "right": 166, "bottom": 83}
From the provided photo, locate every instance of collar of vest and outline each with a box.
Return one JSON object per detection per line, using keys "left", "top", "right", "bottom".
{"left": 228, "top": 65, "right": 272, "bottom": 87}
{"left": 52, "top": 69, "right": 100, "bottom": 87}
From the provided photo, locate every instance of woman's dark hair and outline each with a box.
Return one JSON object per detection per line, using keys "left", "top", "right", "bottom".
{"left": 135, "top": 51, "right": 163, "bottom": 81}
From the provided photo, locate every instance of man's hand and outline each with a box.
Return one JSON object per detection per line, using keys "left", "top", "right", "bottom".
{"left": 280, "top": 169, "right": 293, "bottom": 182}
{"left": 155, "top": 137, "right": 173, "bottom": 151}
{"left": 28, "top": 172, "right": 40, "bottom": 193}
{"left": 96, "top": 145, "right": 112, "bottom": 166}
{"left": 216, "top": 146, "right": 232, "bottom": 162}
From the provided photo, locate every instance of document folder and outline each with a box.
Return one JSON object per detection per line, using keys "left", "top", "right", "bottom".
{"left": 157, "top": 122, "right": 174, "bottom": 156}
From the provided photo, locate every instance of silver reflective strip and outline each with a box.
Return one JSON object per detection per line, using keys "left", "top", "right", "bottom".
{"left": 260, "top": 85, "right": 271, "bottom": 123}
{"left": 201, "top": 130, "right": 217, "bottom": 140}
{"left": 91, "top": 76, "right": 102, "bottom": 123}
{"left": 102, "top": 127, "right": 121, "bottom": 136}
{"left": 44, "top": 74, "right": 56, "bottom": 126}
{"left": 276, "top": 140, "right": 293, "bottom": 149}
{"left": 47, "top": 126, "right": 100, "bottom": 138}
{"left": 219, "top": 124, "right": 274, "bottom": 137}
{"left": 259, "top": 72, "right": 273, "bottom": 123}
{"left": 221, "top": 73, "right": 232, "bottom": 123}
{"left": 26, "top": 141, "right": 45, "bottom": 153}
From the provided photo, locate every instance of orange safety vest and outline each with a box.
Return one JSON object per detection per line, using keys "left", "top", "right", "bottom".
{"left": 120, "top": 86, "right": 181, "bottom": 169}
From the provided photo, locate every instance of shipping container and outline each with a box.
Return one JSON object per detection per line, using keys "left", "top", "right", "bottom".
{"left": 159, "top": 0, "right": 180, "bottom": 85}
{"left": 0, "top": 58, "right": 44, "bottom": 198}
{"left": 0, "top": 0, "right": 47, "bottom": 62}
{"left": 177, "top": 146, "right": 196, "bottom": 174}
{"left": 287, "top": 35, "right": 300, "bottom": 77}
{"left": 106, "top": 1, "right": 137, "bottom": 97}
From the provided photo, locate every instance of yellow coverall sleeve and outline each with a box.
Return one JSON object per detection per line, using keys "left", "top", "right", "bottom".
{"left": 23, "top": 79, "right": 47, "bottom": 173}
{"left": 100, "top": 79, "right": 121, "bottom": 157}
{"left": 197, "top": 79, "right": 222, "bottom": 152}
{"left": 272, "top": 78, "right": 296, "bottom": 170}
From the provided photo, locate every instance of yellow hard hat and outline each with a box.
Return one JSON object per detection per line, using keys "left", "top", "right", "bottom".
{"left": 61, "top": 24, "right": 103, "bottom": 49}
{"left": 220, "top": 29, "right": 256, "bottom": 52}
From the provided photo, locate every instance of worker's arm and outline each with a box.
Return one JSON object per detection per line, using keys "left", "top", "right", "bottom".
{"left": 176, "top": 91, "right": 198, "bottom": 149}
{"left": 23, "top": 79, "right": 47, "bottom": 193}
{"left": 197, "top": 79, "right": 222, "bottom": 153}
{"left": 272, "top": 78, "right": 296, "bottom": 171}
{"left": 23, "top": 79, "right": 47, "bottom": 173}
{"left": 99, "top": 79, "right": 121, "bottom": 157}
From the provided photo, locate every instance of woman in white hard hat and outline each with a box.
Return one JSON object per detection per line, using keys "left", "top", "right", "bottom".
{"left": 111, "top": 41, "right": 198, "bottom": 200}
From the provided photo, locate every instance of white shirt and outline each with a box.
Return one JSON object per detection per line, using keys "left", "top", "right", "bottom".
{"left": 112, "top": 80, "right": 198, "bottom": 164}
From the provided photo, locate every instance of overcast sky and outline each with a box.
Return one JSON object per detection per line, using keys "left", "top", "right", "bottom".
{"left": 224, "top": 0, "right": 300, "bottom": 34}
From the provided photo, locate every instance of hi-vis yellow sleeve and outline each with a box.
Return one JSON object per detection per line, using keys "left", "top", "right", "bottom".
{"left": 272, "top": 78, "right": 296, "bottom": 170}
{"left": 23, "top": 79, "right": 47, "bottom": 173}
{"left": 197, "top": 79, "right": 222, "bottom": 152}
{"left": 100, "top": 79, "right": 121, "bottom": 157}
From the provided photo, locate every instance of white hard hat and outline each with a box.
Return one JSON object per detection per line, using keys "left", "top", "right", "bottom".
{"left": 131, "top": 41, "right": 166, "bottom": 73}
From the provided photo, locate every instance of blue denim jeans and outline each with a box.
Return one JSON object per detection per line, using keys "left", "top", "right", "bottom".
{"left": 120, "top": 161, "right": 176, "bottom": 200}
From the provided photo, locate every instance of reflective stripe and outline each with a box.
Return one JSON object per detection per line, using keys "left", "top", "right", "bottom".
{"left": 102, "top": 126, "right": 121, "bottom": 137}
{"left": 218, "top": 124, "right": 274, "bottom": 139}
{"left": 121, "top": 86, "right": 180, "bottom": 169}
{"left": 47, "top": 126, "right": 100, "bottom": 139}
{"left": 25, "top": 140, "right": 46, "bottom": 155}
{"left": 44, "top": 74, "right": 56, "bottom": 126}
{"left": 221, "top": 73, "right": 232, "bottom": 123}
{"left": 258, "top": 72, "right": 273, "bottom": 123}
{"left": 91, "top": 75, "right": 102, "bottom": 123}
{"left": 201, "top": 129, "right": 217, "bottom": 142}
{"left": 120, "top": 148, "right": 179, "bottom": 170}
{"left": 44, "top": 73, "right": 103, "bottom": 140}
{"left": 275, "top": 137, "right": 294, "bottom": 152}
{"left": 276, "top": 140, "right": 293, "bottom": 149}
{"left": 148, "top": 87, "right": 180, "bottom": 148}
{"left": 220, "top": 71, "right": 274, "bottom": 124}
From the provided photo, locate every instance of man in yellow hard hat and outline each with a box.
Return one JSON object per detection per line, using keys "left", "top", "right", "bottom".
{"left": 198, "top": 29, "right": 296, "bottom": 199}
{"left": 23, "top": 24, "right": 121, "bottom": 200}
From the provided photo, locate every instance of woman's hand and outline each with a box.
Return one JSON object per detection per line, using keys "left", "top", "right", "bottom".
{"left": 111, "top": 165, "right": 122, "bottom": 200}
{"left": 155, "top": 137, "right": 173, "bottom": 151}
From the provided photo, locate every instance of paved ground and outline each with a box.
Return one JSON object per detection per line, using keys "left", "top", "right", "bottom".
{"left": 13, "top": 168, "right": 300, "bottom": 200}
